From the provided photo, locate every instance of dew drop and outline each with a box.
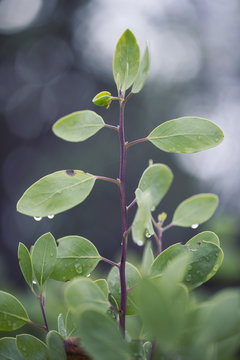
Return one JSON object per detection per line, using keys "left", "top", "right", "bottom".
{"left": 87, "top": 274, "right": 91, "bottom": 278}
{"left": 137, "top": 240, "right": 144, "bottom": 246}
{"left": 74, "top": 263, "right": 82, "bottom": 274}
{"left": 191, "top": 224, "right": 199, "bottom": 229}
{"left": 145, "top": 230, "right": 151, "bottom": 238}
{"left": 32, "top": 280, "right": 37, "bottom": 285}
{"left": 34, "top": 216, "right": 42, "bottom": 221}
{"left": 48, "top": 214, "right": 55, "bottom": 219}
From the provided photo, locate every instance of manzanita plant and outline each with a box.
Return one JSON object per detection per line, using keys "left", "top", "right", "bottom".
{"left": 1, "top": 29, "right": 240, "bottom": 360}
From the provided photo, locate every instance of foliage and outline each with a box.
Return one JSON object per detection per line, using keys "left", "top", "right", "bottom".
{"left": 0, "top": 29, "right": 238, "bottom": 360}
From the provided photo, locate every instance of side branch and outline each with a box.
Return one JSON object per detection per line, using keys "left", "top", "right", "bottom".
{"left": 104, "top": 123, "right": 120, "bottom": 131}
{"left": 125, "top": 137, "right": 148, "bottom": 149}
{"left": 126, "top": 198, "right": 136, "bottom": 211}
{"left": 96, "top": 176, "right": 120, "bottom": 186}
{"left": 101, "top": 256, "right": 120, "bottom": 268}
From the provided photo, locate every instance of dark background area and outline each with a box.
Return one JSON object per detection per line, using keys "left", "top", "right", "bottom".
{"left": 0, "top": 0, "right": 239, "bottom": 293}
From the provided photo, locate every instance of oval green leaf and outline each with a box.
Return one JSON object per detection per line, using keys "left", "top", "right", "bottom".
{"left": 113, "top": 29, "right": 140, "bottom": 91}
{"left": 172, "top": 193, "right": 218, "bottom": 227}
{"left": 18, "top": 243, "right": 33, "bottom": 290}
{"left": 147, "top": 117, "right": 224, "bottom": 153}
{"left": 132, "top": 189, "right": 154, "bottom": 246}
{"left": 50, "top": 236, "right": 100, "bottom": 282}
{"left": 151, "top": 233, "right": 224, "bottom": 291}
{"left": 52, "top": 110, "right": 104, "bottom": 142}
{"left": 16, "top": 334, "right": 49, "bottom": 360}
{"left": 132, "top": 45, "right": 150, "bottom": 93}
{"left": 32, "top": 232, "right": 57, "bottom": 286}
{"left": 141, "top": 241, "right": 154, "bottom": 275}
{"left": 138, "top": 163, "right": 173, "bottom": 210}
{"left": 0, "top": 337, "right": 24, "bottom": 360}
{"left": 65, "top": 278, "right": 109, "bottom": 313}
{"left": 47, "top": 331, "right": 67, "bottom": 360}
{"left": 94, "top": 279, "right": 109, "bottom": 298}
{"left": 78, "top": 309, "right": 131, "bottom": 360}
{"left": 187, "top": 231, "right": 220, "bottom": 247}
{"left": 57, "top": 314, "right": 67, "bottom": 340}
{"left": 17, "top": 170, "right": 96, "bottom": 217}
{"left": 0, "top": 291, "right": 29, "bottom": 331}
{"left": 107, "top": 262, "right": 141, "bottom": 315}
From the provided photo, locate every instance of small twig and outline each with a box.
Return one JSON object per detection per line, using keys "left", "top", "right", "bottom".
{"left": 28, "top": 320, "right": 48, "bottom": 332}
{"left": 162, "top": 223, "right": 174, "bottom": 232}
{"left": 122, "top": 92, "right": 133, "bottom": 105}
{"left": 126, "top": 198, "right": 136, "bottom": 211}
{"left": 151, "top": 215, "right": 159, "bottom": 230}
{"left": 124, "top": 225, "right": 132, "bottom": 238}
{"left": 101, "top": 256, "right": 120, "bottom": 268}
{"left": 96, "top": 175, "right": 120, "bottom": 186}
{"left": 104, "top": 123, "right": 120, "bottom": 132}
{"left": 39, "top": 290, "right": 49, "bottom": 332}
{"left": 125, "top": 137, "right": 148, "bottom": 149}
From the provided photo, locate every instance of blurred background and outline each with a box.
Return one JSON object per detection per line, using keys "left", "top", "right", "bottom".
{"left": 0, "top": 0, "right": 239, "bottom": 333}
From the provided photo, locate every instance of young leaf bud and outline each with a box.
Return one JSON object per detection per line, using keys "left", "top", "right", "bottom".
{"left": 158, "top": 212, "right": 167, "bottom": 225}
{"left": 92, "top": 91, "right": 112, "bottom": 108}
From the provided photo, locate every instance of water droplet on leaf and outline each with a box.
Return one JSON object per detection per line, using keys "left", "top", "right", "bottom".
{"left": 34, "top": 216, "right": 42, "bottom": 221}
{"left": 32, "top": 280, "right": 37, "bottom": 285}
{"left": 191, "top": 224, "right": 199, "bottom": 229}
{"left": 137, "top": 240, "right": 144, "bottom": 246}
{"left": 87, "top": 274, "right": 91, "bottom": 277}
{"left": 48, "top": 214, "right": 55, "bottom": 219}
{"left": 74, "top": 263, "right": 82, "bottom": 274}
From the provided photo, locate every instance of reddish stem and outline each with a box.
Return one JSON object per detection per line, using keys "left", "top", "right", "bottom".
{"left": 118, "top": 100, "right": 128, "bottom": 336}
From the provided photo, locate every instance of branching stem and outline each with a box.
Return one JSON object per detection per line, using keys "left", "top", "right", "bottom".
{"left": 39, "top": 290, "right": 49, "bottom": 332}
{"left": 101, "top": 256, "right": 120, "bottom": 268}
{"left": 126, "top": 137, "right": 148, "bottom": 149}
{"left": 118, "top": 100, "right": 128, "bottom": 336}
{"left": 104, "top": 123, "right": 120, "bottom": 131}
{"left": 126, "top": 198, "right": 136, "bottom": 211}
{"left": 96, "top": 175, "right": 120, "bottom": 186}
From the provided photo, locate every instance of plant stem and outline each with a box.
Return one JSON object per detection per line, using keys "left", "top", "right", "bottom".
{"left": 118, "top": 100, "right": 128, "bottom": 336}
{"left": 126, "top": 198, "right": 136, "bottom": 211}
{"left": 101, "top": 256, "right": 120, "bottom": 268}
{"left": 39, "top": 290, "right": 49, "bottom": 332}
{"left": 96, "top": 175, "right": 120, "bottom": 186}
{"left": 162, "top": 223, "right": 173, "bottom": 232}
{"left": 28, "top": 320, "right": 48, "bottom": 332}
{"left": 149, "top": 341, "right": 156, "bottom": 360}
{"left": 104, "top": 123, "right": 119, "bottom": 131}
{"left": 126, "top": 137, "right": 148, "bottom": 149}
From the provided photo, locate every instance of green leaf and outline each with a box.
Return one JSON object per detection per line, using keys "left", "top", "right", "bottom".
{"left": 141, "top": 241, "right": 154, "bottom": 275}
{"left": 198, "top": 289, "right": 240, "bottom": 343}
{"left": 16, "top": 334, "right": 49, "bottom": 360}
{"left": 50, "top": 236, "right": 100, "bottom": 282}
{"left": 52, "top": 110, "right": 104, "bottom": 142}
{"left": 47, "top": 331, "right": 67, "bottom": 360}
{"left": 132, "top": 45, "right": 150, "bottom": 93}
{"left": 187, "top": 231, "right": 220, "bottom": 247}
{"left": 151, "top": 233, "right": 224, "bottom": 291}
{"left": 78, "top": 309, "right": 131, "bottom": 360}
{"left": 138, "top": 277, "right": 188, "bottom": 351}
{"left": 0, "top": 291, "right": 29, "bottom": 331}
{"left": 18, "top": 243, "right": 33, "bottom": 290}
{"left": 32, "top": 233, "right": 57, "bottom": 287}
{"left": 113, "top": 29, "right": 140, "bottom": 91}
{"left": 132, "top": 189, "right": 154, "bottom": 246}
{"left": 107, "top": 262, "right": 141, "bottom": 315}
{"left": 172, "top": 194, "right": 218, "bottom": 227}
{"left": 65, "top": 278, "right": 109, "bottom": 313}
{"left": 17, "top": 170, "right": 96, "bottom": 217}
{"left": 138, "top": 163, "right": 173, "bottom": 210}
{"left": 148, "top": 117, "right": 224, "bottom": 153}
{"left": 0, "top": 337, "right": 24, "bottom": 360}
{"left": 57, "top": 314, "right": 67, "bottom": 340}
{"left": 65, "top": 311, "right": 79, "bottom": 338}
{"left": 94, "top": 279, "right": 109, "bottom": 298}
